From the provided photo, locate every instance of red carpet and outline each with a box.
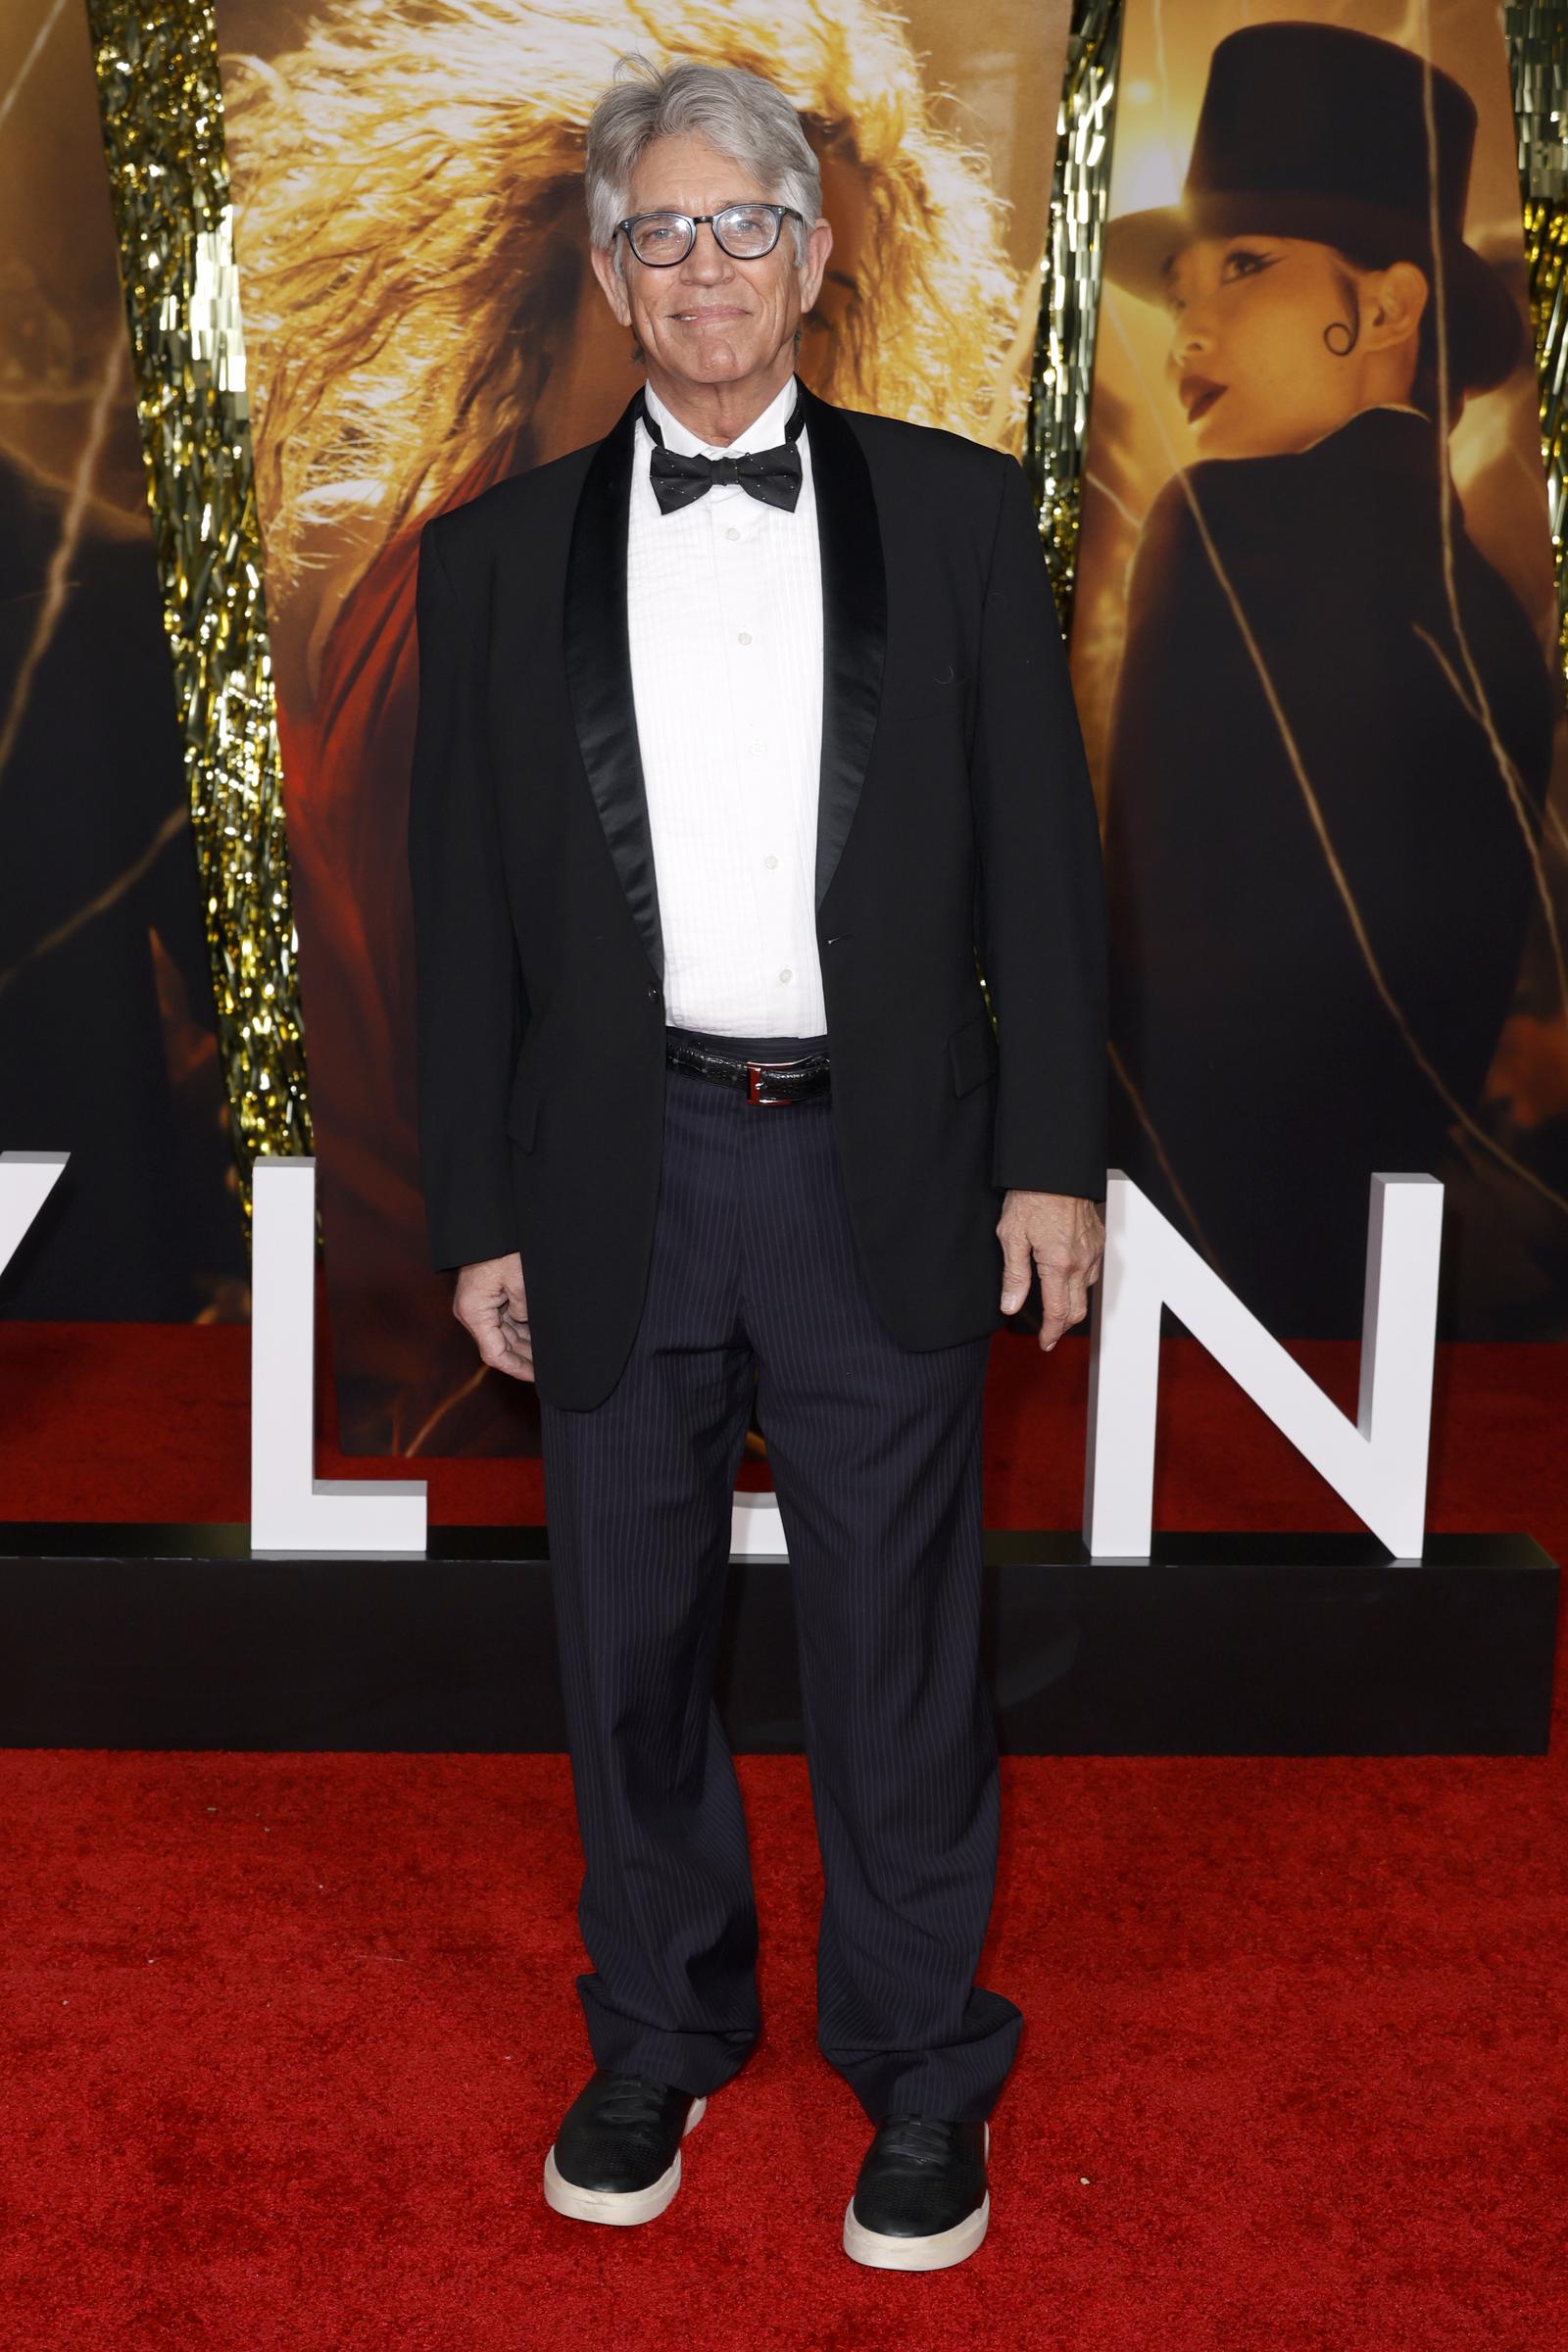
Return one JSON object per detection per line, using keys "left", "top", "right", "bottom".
{"left": 0, "top": 1323, "right": 1564, "bottom": 2347}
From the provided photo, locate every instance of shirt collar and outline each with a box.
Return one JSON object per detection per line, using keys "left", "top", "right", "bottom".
{"left": 642, "top": 371, "right": 801, "bottom": 459}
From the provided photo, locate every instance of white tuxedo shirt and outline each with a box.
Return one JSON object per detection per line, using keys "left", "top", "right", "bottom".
{"left": 626, "top": 371, "right": 826, "bottom": 1038}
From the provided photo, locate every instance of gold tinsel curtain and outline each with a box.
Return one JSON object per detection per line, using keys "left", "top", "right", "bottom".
{"left": 1509, "top": 2, "right": 1568, "bottom": 667}
{"left": 86, "top": 0, "right": 310, "bottom": 1216}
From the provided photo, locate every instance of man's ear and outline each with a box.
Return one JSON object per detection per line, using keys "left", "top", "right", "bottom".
{"left": 590, "top": 240, "right": 633, "bottom": 327}
{"left": 1365, "top": 258, "right": 1428, "bottom": 353}
{"left": 799, "top": 214, "right": 834, "bottom": 318}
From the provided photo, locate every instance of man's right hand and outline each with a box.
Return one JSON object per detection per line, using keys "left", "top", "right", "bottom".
{"left": 453, "top": 1250, "right": 533, "bottom": 1382}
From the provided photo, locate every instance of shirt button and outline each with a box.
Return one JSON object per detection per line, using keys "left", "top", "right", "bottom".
{"left": 778, "top": 967, "right": 793, "bottom": 983}
{"left": 725, "top": 526, "right": 740, "bottom": 542}
{"left": 737, "top": 630, "right": 752, "bottom": 646}
{"left": 764, "top": 854, "right": 778, "bottom": 869}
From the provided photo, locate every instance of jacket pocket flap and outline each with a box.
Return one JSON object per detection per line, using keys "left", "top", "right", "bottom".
{"left": 948, "top": 1009, "right": 999, "bottom": 1098}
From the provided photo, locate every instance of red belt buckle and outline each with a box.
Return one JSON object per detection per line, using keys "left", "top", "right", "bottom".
{"left": 745, "top": 1054, "right": 821, "bottom": 1104}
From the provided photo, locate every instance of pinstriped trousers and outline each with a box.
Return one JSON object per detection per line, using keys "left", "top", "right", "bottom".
{"left": 537, "top": 1045, "right": 1022, "bottom": 2123}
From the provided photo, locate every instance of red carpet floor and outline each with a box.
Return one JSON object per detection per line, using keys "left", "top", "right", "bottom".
{"left": 0, "top": 1323, "right": 1564, "bottom": 2348}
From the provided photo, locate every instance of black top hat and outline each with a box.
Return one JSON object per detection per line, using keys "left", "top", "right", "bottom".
{"left": 1102, "top": 20, "right": 1523, "bottom": 393}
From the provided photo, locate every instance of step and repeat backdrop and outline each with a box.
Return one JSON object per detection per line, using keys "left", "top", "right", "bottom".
{"left": 2, "top": 0, "right": 1565, "bottom": 1450}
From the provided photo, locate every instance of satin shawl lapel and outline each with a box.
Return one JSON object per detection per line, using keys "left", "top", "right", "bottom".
{"left": 802, "top": 382, "right": 887, "bottom": 910}
{"left": 564, "top": 388, "right": 664, "bottom": 983}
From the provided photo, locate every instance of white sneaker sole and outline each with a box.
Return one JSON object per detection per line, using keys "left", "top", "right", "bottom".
{"left": 542, "top": 2093, "right": 707, "bottom": 2227}
{"left": 841, "top": 2121, "right": 991, "bottom": 2272}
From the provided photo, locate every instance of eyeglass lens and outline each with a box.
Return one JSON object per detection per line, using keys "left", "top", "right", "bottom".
{"left": 628, "top": 205, "right": 783, "bottom": 264}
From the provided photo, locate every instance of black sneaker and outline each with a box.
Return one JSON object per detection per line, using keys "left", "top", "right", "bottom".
{"left": 542, "top": 2067, "right": 708, "bottom": 2227}
{"left": 842, "top": 2116, "right": 991, "bottom": 2271}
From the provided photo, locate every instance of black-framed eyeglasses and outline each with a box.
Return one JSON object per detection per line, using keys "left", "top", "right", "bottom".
{"left": 614, "top": 203, "right": 804, "bottom": 267}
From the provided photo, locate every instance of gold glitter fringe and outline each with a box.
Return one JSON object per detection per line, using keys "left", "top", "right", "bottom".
{"left": 1507, "top": 3, "right": 1568, "bottom": 682}
{"left": 1024, "top": 0, "right": 1123, "bottom": 628}
{"left": 86, "top": 0, "right": 311, "bottom": 1219}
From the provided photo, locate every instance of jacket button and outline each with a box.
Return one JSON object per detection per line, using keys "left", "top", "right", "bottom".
{"left": 646, "top": 982, "right": 660, "bottom": 999}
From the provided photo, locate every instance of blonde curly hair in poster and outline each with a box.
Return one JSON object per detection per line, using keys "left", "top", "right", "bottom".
{"left": 221, "top": 0, "right": 1027, "bottom": 597}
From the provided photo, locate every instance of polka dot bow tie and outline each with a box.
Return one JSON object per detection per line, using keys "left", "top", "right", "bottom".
{"left": 640, "top": 387, "right": 806, "bottom": 515}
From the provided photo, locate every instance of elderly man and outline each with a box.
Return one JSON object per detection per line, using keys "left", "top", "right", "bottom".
{"left": 409, "top": 55, "right": 1106, "bottom": 2272}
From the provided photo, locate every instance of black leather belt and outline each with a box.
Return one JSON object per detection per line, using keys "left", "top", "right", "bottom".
{"left": 665, "top": 1026, "right": 830, "bottom": 1104}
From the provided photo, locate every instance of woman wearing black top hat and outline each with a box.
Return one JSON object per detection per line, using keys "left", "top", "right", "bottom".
{"left": 1100, "top": 19, "right": 1556, "bottom": 1334}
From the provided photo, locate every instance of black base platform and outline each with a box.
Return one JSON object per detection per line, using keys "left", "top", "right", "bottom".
{"left": 0, "top": 1525, "right": 1556, "bottom": 1754}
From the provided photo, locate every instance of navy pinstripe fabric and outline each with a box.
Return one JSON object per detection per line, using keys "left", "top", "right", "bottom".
{"left": 538, "top": 1056, "right": 1022, "bottom": 2123}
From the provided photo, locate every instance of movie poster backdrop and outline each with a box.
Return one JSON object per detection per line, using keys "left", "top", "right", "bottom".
{"left": 217, "top": 0, "right": 1074, "bottom": 1453}
{"left": 0, "top": 0, "right": 244, "bottom": 1322}
{"left": 1074, "top": 0, "right": 1568, "bottom": 1340}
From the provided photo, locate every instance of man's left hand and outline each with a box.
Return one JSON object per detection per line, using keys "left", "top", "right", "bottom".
{"left": 998, "top": 1190, "right": 1105, "bottom": 1351}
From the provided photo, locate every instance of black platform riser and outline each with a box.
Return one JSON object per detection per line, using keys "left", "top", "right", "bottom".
{"left": 0, "top": 1528, "right": 1555, "bottom": 1755}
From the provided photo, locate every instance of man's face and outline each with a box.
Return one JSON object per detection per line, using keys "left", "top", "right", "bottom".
{"left": 591, "top": 130, "right": 832, "bottom": 400}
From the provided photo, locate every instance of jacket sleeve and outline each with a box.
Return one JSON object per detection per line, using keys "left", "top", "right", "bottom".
{"left": 407, "top": 516, "right": 526, "bottom": 1270}
{"left": 970, "top": 451, "right": 1108, "bottom": 1200}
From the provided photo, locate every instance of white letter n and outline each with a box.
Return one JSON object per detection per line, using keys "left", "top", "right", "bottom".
{"left": 1083, "top": 1171, "right": 1443, "bottom": 1561}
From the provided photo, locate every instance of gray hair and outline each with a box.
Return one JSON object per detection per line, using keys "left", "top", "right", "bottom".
{"left": 585, "top": 54, "right": 821, "bottom": 275}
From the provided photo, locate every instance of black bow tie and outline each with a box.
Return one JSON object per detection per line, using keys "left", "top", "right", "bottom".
{"left": 640, "top": 384, "right": 806, "bottom": 515}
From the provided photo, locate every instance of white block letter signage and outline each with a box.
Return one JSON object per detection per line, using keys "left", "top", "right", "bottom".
{"left": 251, "top": 1156, "right": 427, "bottom": 1553}
{"left": 0, "top": 1152, "right": 68, "bottom": 1277}
{"left": 1084, "top": 1172, "right": 1443, "bottom": 1562}
{"left": 731, "top": 1491, "right": 787, "bottom": 1559}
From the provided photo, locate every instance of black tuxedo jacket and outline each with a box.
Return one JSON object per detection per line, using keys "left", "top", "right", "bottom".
{"left": 408, "top": 377, "right": 1107, "bottom": 1409}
